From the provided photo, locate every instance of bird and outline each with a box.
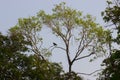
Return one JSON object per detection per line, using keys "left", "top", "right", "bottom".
{"left": 53, "top": 42, "right": 57, "bottom": 46}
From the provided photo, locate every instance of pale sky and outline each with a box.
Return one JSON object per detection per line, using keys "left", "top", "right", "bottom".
{"left": 0, "top": 0, "right": 107, "bottom": 80}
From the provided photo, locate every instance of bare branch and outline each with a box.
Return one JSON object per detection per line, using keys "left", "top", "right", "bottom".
{"left": 104, "top": 24, "right": 114, "bottom": 27}
{"left": 77, "top": 38, "right": 93, "bottom": 57}
{"left": 51, "top": 46, "right": 66, "bottom": 52}
{"left": 72, "top": 29, "right": 85, "bottom": 63}
{"left": 72, "top": 36, "right": 94, "bottom": 64}
{"left": 75, "top": 52, "right": 95, "bottom": 61}
{"left": 77, "top": 69, "right": 103, "bottom": 75}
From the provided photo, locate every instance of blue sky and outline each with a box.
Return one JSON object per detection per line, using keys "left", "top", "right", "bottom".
{"left": 0, "top": 0, "right": 107, "bottom": 80}
{"left": 0, "top": 0, "right": 106, "bottom": 33}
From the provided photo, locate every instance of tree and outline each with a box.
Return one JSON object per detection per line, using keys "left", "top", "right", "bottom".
{"left": 0, "top": 32, "right": 31, "bottom": 80}
{"left": 37, "top": 2, "right": 110, "bottom": 78}
{"left": 98, "top": 0, "right": 120, "bottom": 80}
{"left": 8, "top": 8, "right": 83, "bottom": 79}
{"left": 0, "top": 32, "right": 66, "bottom": 80}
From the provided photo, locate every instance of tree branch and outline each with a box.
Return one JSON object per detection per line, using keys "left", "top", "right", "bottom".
{"left": 75, "top": 52, "right": 95, "bottom": 61}
{"left": 51, "top": 46, "right": 66, "bottom": 52}
{"left": 77, "top": 69, "right": 103, "bottom": 75}
{"left": 104, "top": 24, "right": 114, "bottom": 27}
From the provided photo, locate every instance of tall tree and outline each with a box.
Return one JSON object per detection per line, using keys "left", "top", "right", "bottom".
{"left": 37, "top": 2, "right": 110, "bottom": 78}
{"left": 9, "top": 12, "right": 83, "bottom": 80}
{"left": 98, "top": 0, "right": 120, "bottom": 80}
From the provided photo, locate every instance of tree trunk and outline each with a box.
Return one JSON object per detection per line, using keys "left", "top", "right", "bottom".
{"left": 69, "top": 64, "right": 72, "bottom": 73}
{"left": 68, "top": 62, "right": 73, "bottom": 79}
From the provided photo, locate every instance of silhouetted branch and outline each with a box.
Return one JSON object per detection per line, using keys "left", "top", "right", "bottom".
{"left": 51, "top": 46, "right": 66, "bottom": 52}
{"left": 77, "top": 69, "right": 103, "bottom": 75}
{"left": 75, "top": 52, "right": 95, "bottom": 61}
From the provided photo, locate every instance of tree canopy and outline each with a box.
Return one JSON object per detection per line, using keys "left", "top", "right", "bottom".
{"left": 0, "top": 1, "right": 116, "bottom": 80}
{"left": 37, "top": 2, "right": 110, "bottom": 76}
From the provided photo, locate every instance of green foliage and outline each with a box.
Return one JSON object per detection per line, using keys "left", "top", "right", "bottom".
{"left": 1, "top": 2, "right": 112, "bottom": 80}
{"left": 0, "top": 32, "right": 30, "bottom": 79}
{"left": 102, "top": 0, "right": 120, "bottom": 44}
{"left": 37, "top": 2, "right": 110, "bottom": 58}
{"left": 0, "top": 32, "right": 65, "bottom": 80}
{"left": 10, "top": 16, "right": 47, "bottom": 60}
{"left": 60, "top": 71, "right": 83, "bottom": 80}
{"left": 98, "top": 0, "right": 120, "bottom": 80}
{"left": 102, "top": 0, "right": 120, "bottom": 24}
{"left": 98, "top": 50, "right": 120, "bottom": 80}
{"left": 37, "top": 3, "right": 110, "bottom": 79}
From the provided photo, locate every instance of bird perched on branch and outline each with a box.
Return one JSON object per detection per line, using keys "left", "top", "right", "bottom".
{"left": 53, "top": 42, "right": 57, "bottom": 46}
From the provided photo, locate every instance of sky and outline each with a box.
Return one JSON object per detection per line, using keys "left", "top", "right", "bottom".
{"left": 0, "top": 0, "right": 107, "bottom": 80}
